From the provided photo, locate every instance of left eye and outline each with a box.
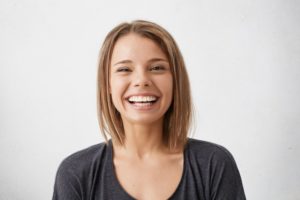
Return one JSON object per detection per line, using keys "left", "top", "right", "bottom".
{"left": 151, "top": 65, "right": 165, "bottom": 71}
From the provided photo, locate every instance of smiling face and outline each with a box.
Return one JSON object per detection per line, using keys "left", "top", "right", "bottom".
{"left": 109, "top": 33, "right": 173, "bottom": 126}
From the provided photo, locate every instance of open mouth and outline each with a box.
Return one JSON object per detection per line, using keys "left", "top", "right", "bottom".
{"left": 126, "top": 96, "right": 159, "bottom": 107}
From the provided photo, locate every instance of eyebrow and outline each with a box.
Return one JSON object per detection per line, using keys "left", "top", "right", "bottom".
{"left": 113, "top": 58, "right": 168, "bottom": 66}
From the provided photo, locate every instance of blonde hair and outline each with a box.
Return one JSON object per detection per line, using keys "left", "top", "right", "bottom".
{"left": 97, "top": 20, "right": 193, "bottom": 151}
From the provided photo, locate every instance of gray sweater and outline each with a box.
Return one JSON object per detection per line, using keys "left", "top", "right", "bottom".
{"left": 52, "top": 138, "right": 246, "bottom": 200}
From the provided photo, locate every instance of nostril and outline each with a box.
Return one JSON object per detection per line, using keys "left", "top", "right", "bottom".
{"left": 134, "top": 84, "right": 150, "bottom": 87}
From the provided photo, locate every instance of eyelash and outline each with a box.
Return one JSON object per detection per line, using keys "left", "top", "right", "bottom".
{"left": 150, "top": 65, "right": 165, "bottom": 71}
{"left": 116, "top": 67, "right": 130, "bottom": 72}
{"left": 116, "top": 65, "right": 165, "bottom": 73}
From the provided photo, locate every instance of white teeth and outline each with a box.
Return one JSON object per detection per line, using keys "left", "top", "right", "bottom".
{"left": 128, "top": 96, "right": 157, "bottom": 102}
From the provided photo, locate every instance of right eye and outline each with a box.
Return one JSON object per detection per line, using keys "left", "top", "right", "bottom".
{"left": 116, "top": 67, "right": 130, "bottom": 72}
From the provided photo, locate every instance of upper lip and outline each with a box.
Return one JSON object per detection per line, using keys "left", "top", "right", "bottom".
{"left": 125, "top": 93, "right": 160, "bottom": 99}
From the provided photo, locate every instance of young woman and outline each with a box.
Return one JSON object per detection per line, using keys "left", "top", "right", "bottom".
{"left": 52, "top": 20, "right": 246, "bottom": 200}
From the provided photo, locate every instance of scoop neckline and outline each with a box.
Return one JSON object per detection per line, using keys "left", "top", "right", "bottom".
{"left": 108, "top": 139, "right": 189, "bottom": 200}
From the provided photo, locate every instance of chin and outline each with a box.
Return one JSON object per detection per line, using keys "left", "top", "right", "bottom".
{"left": 124, "top": 115, "right": 164, "bottom": 126}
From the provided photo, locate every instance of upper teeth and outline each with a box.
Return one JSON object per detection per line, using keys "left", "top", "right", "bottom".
{"left": 128, "top": 96, "right": 157, "bottom": 102}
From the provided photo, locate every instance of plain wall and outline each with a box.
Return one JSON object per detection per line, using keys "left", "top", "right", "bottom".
{"left": 1, "top": 0, "right": 299, "bottom": 199}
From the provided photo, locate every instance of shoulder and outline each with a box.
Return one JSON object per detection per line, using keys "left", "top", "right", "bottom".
{"left": 186, "top": 137, "right": 238, "bottom": 166}
{"left": 187, "top": 137, "right": 234, "bottom": 156}
{"left": 56, "top": 141, "right": 109, "bottom": 176}
{"left": 186, "top": 138, "right": 246, "bottom": 199}
{"left": 53, "top": 141, "right": 110, "bottom": 199}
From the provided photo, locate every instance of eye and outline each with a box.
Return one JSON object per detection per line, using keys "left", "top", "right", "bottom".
{"left": 116, "top": 67, "right": 131, "bottom": 72}
{"left": 150, "top": 65, "right": 165, "bottom": 71}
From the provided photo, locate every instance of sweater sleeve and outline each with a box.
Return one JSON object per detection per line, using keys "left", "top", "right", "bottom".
{"left": 209, "top": 146, "right": 246, "bottom": 200}
{"left": 52, "top": 159, "right": 82, "bottom": 200}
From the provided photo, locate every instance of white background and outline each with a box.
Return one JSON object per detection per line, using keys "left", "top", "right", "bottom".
{"left": 1, "top": 0, "right": 299, "bottom": 199}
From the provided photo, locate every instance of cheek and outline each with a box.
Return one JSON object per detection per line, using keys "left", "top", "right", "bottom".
{"left": 110, "top": 77, "right": 127, "bottom": 107}
{"left": 161, "top": 74, "right": 173, "bottom": 98}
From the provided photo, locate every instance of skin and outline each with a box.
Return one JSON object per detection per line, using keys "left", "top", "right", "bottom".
{"left": 110, "top": 33, "right": 173, "bottom": 158}
{"left": 109, "top": 33, "right": 184, "bottom": 200}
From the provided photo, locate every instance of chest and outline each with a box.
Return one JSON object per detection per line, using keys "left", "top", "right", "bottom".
{"left": 113, "top": 155, "right": 184, "bottom": 200}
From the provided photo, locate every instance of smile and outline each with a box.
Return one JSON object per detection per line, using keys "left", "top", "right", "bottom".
{"left": 128, "top": 96, "right": 158, "bottom": 103}
{"left": 126, "top": 95, "right": 159, "bottom": 110}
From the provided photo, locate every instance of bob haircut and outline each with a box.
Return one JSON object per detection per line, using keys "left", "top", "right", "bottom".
{"left": 97, "top": 20, "right": 193, "bottom": 151}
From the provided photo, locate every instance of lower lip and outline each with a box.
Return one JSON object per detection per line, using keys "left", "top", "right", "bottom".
{"left": 126, "top": 99, "right": 159, "bottom": 111}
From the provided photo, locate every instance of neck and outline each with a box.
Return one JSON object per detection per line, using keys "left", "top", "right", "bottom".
{"left": 112, "top": 119, "right": 167, "bottom": 160}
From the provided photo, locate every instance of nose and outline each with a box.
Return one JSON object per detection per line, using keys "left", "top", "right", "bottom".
{"left": 133, "top": 69, "right": 152, "bottom": 87}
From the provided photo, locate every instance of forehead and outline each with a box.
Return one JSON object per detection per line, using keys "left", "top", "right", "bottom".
{"left": 111, "top": 33, "right": 168, "bottom": 64}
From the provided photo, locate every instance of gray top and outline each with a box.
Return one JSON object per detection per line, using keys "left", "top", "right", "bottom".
{"left": 52, "top": 138, "right": 246, "bottom": 200}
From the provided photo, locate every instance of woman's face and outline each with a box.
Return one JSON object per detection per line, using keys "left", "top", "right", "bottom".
{"left": 109, "top": 33, "right": 173, "bottom": 126}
